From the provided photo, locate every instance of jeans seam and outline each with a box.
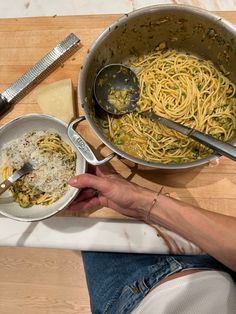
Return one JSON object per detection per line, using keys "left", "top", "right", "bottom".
{"left": 118, "top": 259, "right": 183, "bottom": 313}
{"left": 119, "top": 290, "right": 149, "bottom": 314}
{"left": 140, "top": 278, "right": 149, "bottom": 291}
{"left": 88, "top": 255, "right": 230, "bottom": 313}
{"left": 103, "top": 292, "right": 122, "bottom": 314}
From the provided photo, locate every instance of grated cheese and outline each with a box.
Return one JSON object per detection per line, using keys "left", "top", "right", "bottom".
{"left": 1, "top": 130, "right": 76, "bottom": 199}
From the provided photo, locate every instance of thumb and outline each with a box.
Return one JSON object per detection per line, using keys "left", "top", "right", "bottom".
{"left": 68, "top": 173, "right": 110, "bottom": 194}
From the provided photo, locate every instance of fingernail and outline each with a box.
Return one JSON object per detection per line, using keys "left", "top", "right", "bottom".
{"left": 68, "top": 177, "right": 77, "bottom": 185}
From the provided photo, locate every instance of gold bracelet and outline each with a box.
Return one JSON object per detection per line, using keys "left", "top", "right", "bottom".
{"left": 146, "top": 186, "right": 164, "bottom": 222}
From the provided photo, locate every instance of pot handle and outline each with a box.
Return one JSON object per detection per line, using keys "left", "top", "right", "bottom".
{"left": 67, "top": 116, "right": 115, "bottom": 166}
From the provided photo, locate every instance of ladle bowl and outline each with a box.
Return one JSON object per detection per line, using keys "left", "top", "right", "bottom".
{"left": 94, "top": 64, "right": 140, "bottom": 115}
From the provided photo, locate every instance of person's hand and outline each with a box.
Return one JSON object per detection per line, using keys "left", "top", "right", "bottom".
{"left": 70, "top": 167, "right": 236, "bottom": 271}
{"left": 68, "top": 165, "right": 154, "bottom": 219}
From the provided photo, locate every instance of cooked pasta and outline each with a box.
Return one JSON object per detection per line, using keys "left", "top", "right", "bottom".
{"left": 105, "top": 48, "right": 236, "bottom": 163}
{"left": 1, "top": 131, "right": 76, "bottom": 207}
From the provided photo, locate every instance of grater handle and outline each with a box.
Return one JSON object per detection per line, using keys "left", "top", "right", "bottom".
{"left": 0, "top": 95, "right": 10, "bottom": 116}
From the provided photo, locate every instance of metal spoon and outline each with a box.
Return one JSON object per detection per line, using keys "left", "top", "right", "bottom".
{"left": 94, "top": 64, "right": 140, "bottom": 115}
{"left": 94, "top": 64, "right": 236, "bottom": 162}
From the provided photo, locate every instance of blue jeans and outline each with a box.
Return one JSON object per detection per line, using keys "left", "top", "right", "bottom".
{"left": 82, "top": 252, "right": 235, "bottom": 314}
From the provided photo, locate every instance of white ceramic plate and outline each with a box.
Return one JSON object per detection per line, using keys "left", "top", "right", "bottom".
{"left": 0, "top": 114, "right": 86, "bottom": 221}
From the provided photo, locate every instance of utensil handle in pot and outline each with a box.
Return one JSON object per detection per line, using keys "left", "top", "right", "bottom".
{"left": 189, "top": 131, "right": 236, "bottom": 162}
{"left": 67, "top": 116, "right": 115, "bottom": 166}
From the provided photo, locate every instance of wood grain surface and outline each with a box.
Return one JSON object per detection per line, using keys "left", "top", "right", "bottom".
{"left": 0, "top": 13, "right": 235, "bottom": 219}
{"left": 0, "top": 247, "right": 90, "bottom": 314}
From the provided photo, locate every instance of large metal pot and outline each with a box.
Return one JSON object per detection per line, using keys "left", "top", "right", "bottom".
{"left": 74, "top": 5, "right": 236, "bottom": 170}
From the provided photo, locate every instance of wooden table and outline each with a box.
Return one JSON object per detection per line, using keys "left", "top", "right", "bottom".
{"left": 0, "top": 13, "right": 235, "bottom": 219}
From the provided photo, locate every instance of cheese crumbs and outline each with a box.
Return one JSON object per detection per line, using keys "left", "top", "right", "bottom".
{"left": 1, "top": 130, "right": 76, "bottom": 207}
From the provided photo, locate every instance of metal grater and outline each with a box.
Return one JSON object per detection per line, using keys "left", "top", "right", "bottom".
{"left": 0, "top": 33, "right": 80, "bottom": 116}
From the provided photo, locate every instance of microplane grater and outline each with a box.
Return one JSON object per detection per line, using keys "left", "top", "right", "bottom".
{"left": 0, "top": 33, "right": 80, "bottom": 116}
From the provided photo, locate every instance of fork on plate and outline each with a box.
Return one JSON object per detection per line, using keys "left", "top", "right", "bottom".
{"left": 0, "top": 160, "right": 36, "bottom": 195}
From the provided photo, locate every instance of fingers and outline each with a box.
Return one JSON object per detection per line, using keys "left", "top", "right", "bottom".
{"left": 68, "top": 173, "right": 110, "bottom": 194}
{"left": 74, "top": 188, "right": 98, "bottom": 202}
{"left": 67, "top": 196, "right": 101, "bottom": 211}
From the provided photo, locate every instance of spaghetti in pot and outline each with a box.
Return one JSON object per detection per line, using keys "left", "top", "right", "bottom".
{"left": 105, "top": 48, "right": 236, "bottom": 164}
{"left": 1, "top": 131, "right": 76, "bottom": 208}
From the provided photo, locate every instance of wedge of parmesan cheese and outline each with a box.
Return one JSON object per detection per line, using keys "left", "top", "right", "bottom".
{"left": 36, "top": 79, "right": 75, "bottom": 124}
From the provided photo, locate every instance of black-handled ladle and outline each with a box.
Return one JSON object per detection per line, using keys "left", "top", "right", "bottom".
{"left": 94, "top": 64, "right": 236, "bottom": 162}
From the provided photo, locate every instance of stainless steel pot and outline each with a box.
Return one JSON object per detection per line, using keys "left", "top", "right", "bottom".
{"left": 70, "top": 5, "right": 236, "bottom": 170}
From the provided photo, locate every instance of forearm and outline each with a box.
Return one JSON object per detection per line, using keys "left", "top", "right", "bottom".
{"left": 139, "top": 191, "right": 236, "bottom": 271}
{"left": 68, "top": 168, "right": 236, "bottom": 270}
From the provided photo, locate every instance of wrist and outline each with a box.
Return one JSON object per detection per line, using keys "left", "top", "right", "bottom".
{"left": 133, "top": 187, "right": 163, "bottom": 220}
{"left": 134, "top": 188, "right": 175, "bottom": 225}
{"left": 148, "top": 193, "right": 186, "bottom": 230}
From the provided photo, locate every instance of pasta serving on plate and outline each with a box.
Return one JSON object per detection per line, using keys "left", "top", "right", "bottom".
{"left": 1, "top": 130, "right": 76, "bottom": 208}
{"left": 105, "top": 47, "right": 236, "bottom": 164}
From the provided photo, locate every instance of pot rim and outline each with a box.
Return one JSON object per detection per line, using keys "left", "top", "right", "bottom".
{"left": 79, "top": 4, "right": 236, "bottom": 169}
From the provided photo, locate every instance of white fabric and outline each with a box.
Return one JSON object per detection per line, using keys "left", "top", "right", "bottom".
{"left": 132, "top": 271, "right": 236, "bottom": 314}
